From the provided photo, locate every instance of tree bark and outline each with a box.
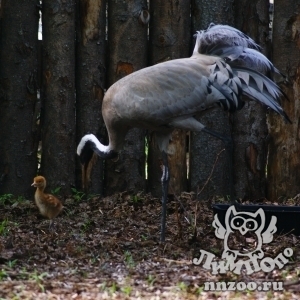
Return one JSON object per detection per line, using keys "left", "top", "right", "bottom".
{"left": 105, "top": 0, "right": 148, "bottom": 195}
{"left": 0, "top": 0, "right": 39, "bottom": 197}
{"left": 232, "top": 0, "right": 270, "bottom": 200}
{"left": 190, "top": 0, "right": 234, "bottom": 200}
{"left": 148, "top": 0, "right": 191, "bottom": 197}
{"left": 75, "top": 0, "right": 106, "bottom": 195}
{"left": 267, "top": 0, "right": 300, "bottom": 201}
{"left": 41, "top": 0, "right": 76, "bottom": 195}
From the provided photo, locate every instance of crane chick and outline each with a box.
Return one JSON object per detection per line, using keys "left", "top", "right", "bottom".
{"left": 31, "top": 176, "right": 63, "bottom": 229}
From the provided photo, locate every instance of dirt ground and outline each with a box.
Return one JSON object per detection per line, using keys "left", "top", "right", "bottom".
{"left": 0, "top": 190, "right": 300, "bottom": 299}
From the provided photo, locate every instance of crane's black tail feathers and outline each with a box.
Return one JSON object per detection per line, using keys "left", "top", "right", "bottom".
{"left": 193, "top": 23, "right": 290, "bottom": 122}
{"left": 232, "top": 66, "right": 291, "bottom": 123}
{"left": 206, "top": 59, "right": 290, "bottom": 122}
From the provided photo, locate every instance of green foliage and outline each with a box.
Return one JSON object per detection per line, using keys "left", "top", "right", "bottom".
{"left": 89, "top": 256, "right": 99, "bottom": 265}
{"left": 0, "top": 194, "right": 14, "bottom": 205}
{"left": 19, "top": 267, "right": 28, "bottom": 280}
{"left": 146, "top": 274, "right": 156, "bottom": 286}
{"left": 29, "top": 270, "right": 48, "bottom": 282}
{"left": 0, "top": 219, "right": 9, "bottom": 236}
{"left": 6, "top": 260, "right": 18, "bottom": 268}
{"left": 0, "top": 219, "right": 18, "bottom": 236}
{"left": 177, "top": 281, "right": 188, "bottom": 292}
{"left": 281, "top": 270, "right": 289, "bottom": 279}
{"left": 196, "top": 286, "right": 204, "bottom": 295}
{"left": 99, "top": 282, "right": 118, "bottom": 295}
{"left": 109, "top": 282, "right": 117, "bottom": 294}
{"left": 80, "top": 219, "right": 92, "bottom": 232}
{"left": 0, "top": 194, "right": 27, "bottom": 207}
{"left": 141, "top": 234, "right": 147, "bottom": 241}
{"left": 131, "top": 194, "right": 142, "bottom": 203}
{"left": 124, "top": 251, "right": 135, "bottom": 268}
{"left": 121, "top": 285, "right": 132, "bottom": 296}
{"left": 29, "top": 270, "right": 49, "bottom": 292}
{"left": 15, "top": 196, "right": 26, "bottom": 202}
{"left": 0, "top": 269, "right": 8, "bottom": 280}
{"left": 71, "top": 188, "right": 85, "bottom": 201}
{"left": 51, "top": 187, "right": 61, "bottom": 195}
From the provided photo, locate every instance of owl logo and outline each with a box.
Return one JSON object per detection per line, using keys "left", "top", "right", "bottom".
{"left": 213, "top": 205, "right": 277, "bottom": 261}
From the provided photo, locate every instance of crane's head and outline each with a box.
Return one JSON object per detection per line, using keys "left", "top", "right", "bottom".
{"left": 81, "top": 151, "right": 98, "bottom": 192}
{"left": 77, "top": 135, "right": 99, "bottom": 191}
{"left": 77, "top": 134, "right": 118, "bottom": 191}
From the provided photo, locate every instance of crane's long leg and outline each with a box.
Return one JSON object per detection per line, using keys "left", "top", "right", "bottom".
{"left": 49, "top": 219, "right": 54, "bottom": 230}
{"left": 202, "top": 127, "right": 235, "bottom": 203}
{"left": 160, "top": 150, "right": 170, "bottom": 242}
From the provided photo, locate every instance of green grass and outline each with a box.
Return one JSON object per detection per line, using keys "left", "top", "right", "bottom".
{"left": 0, "top": 194, "right": 14, "bottom": 205}
{"left": 0, "top": 194, "right": 28, "bottom": 207}
{"left": 0, "top": 219, "right": 9, "bottom": 236}
{"left": 121, "top": 285, "right": 132, "bottom": 296}
{"left": 80, "top": 219, "right": 92, "bottom": 232}
{"left": 124, "top": 251, "right": 135, "bottom": 268}
{"left": 51, "top": 186, "right": 61, "bottom": 195}
{"left": 147, "top": 274, "right": 156, "bottom": 286}
{"left": 6, "top": 259, "right": 18, "bottom": 268}
{"left": 0, "top": 269, "right": 8, "bottom": 280}
{"left": 177, "top": 281, "right": 188, "bottom": 292}
{"left": 28, "top": 270, "right": 49, "bottom": 292}
{"left": 71, "top": 188, "right": 86, "bottom": 201}
{"left": 131, "top": 194, "right": 142, "bottom": 203}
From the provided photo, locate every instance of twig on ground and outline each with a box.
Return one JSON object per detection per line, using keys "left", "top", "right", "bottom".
{"left": 197, "top": 148, "right": 225, "bottom": 198}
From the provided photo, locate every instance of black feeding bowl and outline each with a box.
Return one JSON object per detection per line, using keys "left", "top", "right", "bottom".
{"left": 213, "top": 203, "right": 300, "bottom": 235}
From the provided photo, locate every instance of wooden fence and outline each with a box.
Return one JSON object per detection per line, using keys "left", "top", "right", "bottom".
{"left": 0, "top": 0, "right": 299, "bottom": 202}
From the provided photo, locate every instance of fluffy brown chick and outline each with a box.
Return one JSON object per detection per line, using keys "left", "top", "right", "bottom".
{"left": 31, "top": 176, "right": 63, "bottom": 228}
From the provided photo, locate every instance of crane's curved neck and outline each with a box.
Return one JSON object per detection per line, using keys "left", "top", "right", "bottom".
{"left": 77, "top": 134, "right": 119, "bottom": 190}
{"left": 77, "top": 134, "right": 118, "bottom": 162}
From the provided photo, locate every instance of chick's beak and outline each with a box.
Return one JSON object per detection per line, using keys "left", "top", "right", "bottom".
{"left": 31, "top": 182, "right": 36, "bottom": 187}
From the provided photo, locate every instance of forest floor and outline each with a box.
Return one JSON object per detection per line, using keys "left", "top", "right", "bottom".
{"left": 0, "top": 190, "right": 300, "bottom": 299}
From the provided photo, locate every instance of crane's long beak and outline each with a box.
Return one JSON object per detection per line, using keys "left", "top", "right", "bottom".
{"left": 31, "top": 182, "right": 37, "bottom": 187}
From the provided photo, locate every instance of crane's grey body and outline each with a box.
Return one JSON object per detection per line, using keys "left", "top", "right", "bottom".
{"left": 102, "top": 52, "right": 287, "bottom": 153}
{"left": 102, "top": 54, "right": 218, "bottom": 152}
{"left": 77, "top": 23, "right": 290, "bottom": 242}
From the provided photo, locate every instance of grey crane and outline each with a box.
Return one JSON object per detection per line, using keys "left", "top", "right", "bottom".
{"left": 77, "top": 23, "right": 290, "bottom": 242}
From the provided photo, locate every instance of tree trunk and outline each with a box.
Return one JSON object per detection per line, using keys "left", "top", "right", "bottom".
{"left": 267, "top": 0, "right": 300, "bottom": 201}
{"left": 41, "top": 0, "right": 76, "bottom": 195}
{"left": 75, "top": 0, "right": 106, "bottom": 195}
{"left": 105, "top": 0, "right": 148, "bottom": 195}
{"left": 148, "top": 0, "right": 191, "bottom": 197}
{"left": 0, "top": 0, "right": 39, "bottom": 197}
{"left": 190, "top": 0, "right": 234, "bottom": 200}
{"left": 231, "top": 0, "right": 270, "bottom": 200}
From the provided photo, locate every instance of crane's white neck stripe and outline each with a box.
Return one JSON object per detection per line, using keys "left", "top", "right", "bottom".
{"left": 77, "top": 134, "right": 110, "bottom": 155}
